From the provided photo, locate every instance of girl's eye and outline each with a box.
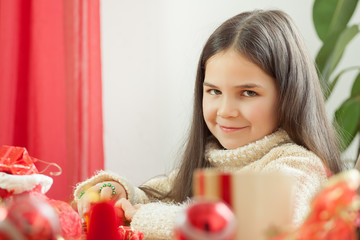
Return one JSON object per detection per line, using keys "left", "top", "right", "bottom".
{"left": 243, "top": 90, "right": 257, "bottom": 97}
{"left": 208, "top": 89, "right": 222, "bottom": 95}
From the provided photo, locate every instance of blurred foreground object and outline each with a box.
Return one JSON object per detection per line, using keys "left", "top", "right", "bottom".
{"left": 0, "top": 193, "right": 61, "bottom": 240}
{"left": 193, "top": 169, "right": 295, "bottom": 239}
{"left": 0, "top": 145, "right": 81, "bottom": 239}
{"left": 271, "top": 169, "right": 360, "bottom": 240}
{"left": 174, "top": 200, "right": 236, "bottom": 240}
{"left": 86, "top": 200, "right": 143, "bottom": 240}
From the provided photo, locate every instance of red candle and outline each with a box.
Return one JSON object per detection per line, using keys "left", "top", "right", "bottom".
{"left": 86, "top": 201, "right": 122, "bottom": 240}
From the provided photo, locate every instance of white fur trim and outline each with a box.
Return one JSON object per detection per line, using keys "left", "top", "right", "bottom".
{"left": 0, "top": 172, "right": 53, "bottom": 194}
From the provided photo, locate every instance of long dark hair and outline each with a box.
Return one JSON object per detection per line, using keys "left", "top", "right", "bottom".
{"left": 141, "top": 9, "right": 343, "bottom": 202}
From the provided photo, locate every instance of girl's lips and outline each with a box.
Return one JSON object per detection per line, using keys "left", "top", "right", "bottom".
{"left": 219, "top": 125, "right": 246, "bottom": 132}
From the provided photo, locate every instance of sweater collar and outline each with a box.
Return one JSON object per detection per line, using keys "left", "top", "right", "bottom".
{"left": 205, "top": 129, "right": 291, "bottom": 169}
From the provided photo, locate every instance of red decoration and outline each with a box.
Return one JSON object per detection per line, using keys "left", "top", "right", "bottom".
{"left": 86, "top": 201, "right": 144, "bottom": 240}
{"left": 0, "top": 145, "right": 82, "bottom": 239}
{"left": 175, "top": 200, "right": 237, "bottom": 240}
{"left": 0, "top": 188, "right": 13, "bottom": 199}
{"left": 46, "top": 196, "right": 82, "bottom": 239}
{"left": 87, "top": 201, "right": 122, "bottom": 240}
{"left": 118, "top": 226, "right": 144, "bottom": 240}
{"left": 0, "top": 145, "right": 38, "bottom": 175}
{"left": 270, "top": 169, "right": 360, "bottom": 240}
{"left": 0, "top": 191, "right": 82, "bottom": 240}
{"left": 193, "top": 170, "right": 233, "bottom": 208}
{"left": 0, "top": 192, "right": 60, "bottom": 240}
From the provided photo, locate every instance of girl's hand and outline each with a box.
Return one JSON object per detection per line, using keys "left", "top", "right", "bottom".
{"left": 115, "top": 198, "right": 141, "bottom": 221}
{"left": 77, "top": 181, "right": 127, "bottom": 217}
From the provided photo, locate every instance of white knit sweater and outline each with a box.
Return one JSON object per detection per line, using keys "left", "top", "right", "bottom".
{"left": 74, "top": 129, "right": 328, "bottom": 240}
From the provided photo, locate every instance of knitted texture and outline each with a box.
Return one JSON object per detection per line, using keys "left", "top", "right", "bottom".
{"left": 131, "top": 202, "right": 184, "bottom": 240}
{"left": 74, "top": 129, "right": 328, "bottom": 239}
{"left": 206, "top": 129, "right": 327, "bottom": 224}
{"left": 205, "top": 128, "right": 291, "bottom": 169}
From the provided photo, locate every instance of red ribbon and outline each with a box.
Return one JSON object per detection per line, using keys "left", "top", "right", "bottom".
{"left": 0, "top": 145, "right": 38, "bottom": 175}
{"left": 220, "top": 174, "right": 232, "bottom": 208}
{"left": 198, "top": 170, "right": 205, "bottom": 196}
{"left": 194, "top": 170, "right": 233, "bottom": 209}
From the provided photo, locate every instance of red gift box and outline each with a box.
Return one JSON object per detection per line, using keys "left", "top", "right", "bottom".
{"left": 0, "top": 145, "right": 38, "bottom": 175}
{"left": 193, "top": 169, "right": 233, "bottom": 207}
{"left": 193, "top": 169, "right": 295, "bottom": 239}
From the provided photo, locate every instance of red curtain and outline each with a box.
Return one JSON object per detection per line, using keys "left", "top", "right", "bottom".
{"left": 0, "top": 0, "right": 104, "bottom": 201}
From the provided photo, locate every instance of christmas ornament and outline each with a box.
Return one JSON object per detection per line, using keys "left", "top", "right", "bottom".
{"left": 174, "top": 200, "right": 236, "bottom": 240}
{"left": 0, "top": 145, "right": 81, "bottom": 239}
{"left": 270, "top": 169, "right": 360, "bottom": 240}
{"left": 0, "top": 192, "right": 61, "bottom": 240}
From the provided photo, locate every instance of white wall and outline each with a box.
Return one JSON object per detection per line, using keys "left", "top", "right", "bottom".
{"left": 100, "top": 0, "right": 360, "bottom": 186}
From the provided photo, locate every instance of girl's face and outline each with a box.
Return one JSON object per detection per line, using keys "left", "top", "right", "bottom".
{"left": 203, "top": 50, "right": 279, "bottom": 149}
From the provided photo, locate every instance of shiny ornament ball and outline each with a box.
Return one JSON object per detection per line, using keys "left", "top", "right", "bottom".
{"left": 175, "top": 200, "right": 237, "bottom": 240}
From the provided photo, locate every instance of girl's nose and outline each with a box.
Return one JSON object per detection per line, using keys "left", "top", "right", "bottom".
{"left": 217, "top": 97, "right": 239, "bottom": 118}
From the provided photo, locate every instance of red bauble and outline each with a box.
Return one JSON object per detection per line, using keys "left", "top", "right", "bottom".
{"left": 175, "top": 200, "right": 237, "bottom": 240}
{"left": 0, "top": 193, "right": 60, "bottom": 240}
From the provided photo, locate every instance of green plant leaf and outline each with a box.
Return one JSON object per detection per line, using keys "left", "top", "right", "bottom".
{"left": 313, "top": 0, "right": 358, "bottom": 41}
{"left": 334, "top": 97, "right": 360, "bottom": 151}
{"left": 320, "top": 25, "right": 360, "bottom": 82}
{"left": 351, "top": 72, "right": 360, "bottom": 97}
{"left": 326, "top": 66, "right": 360, "bottom": 100}
{"left": 316, "top": 30, "right": 343, "bottom": 83}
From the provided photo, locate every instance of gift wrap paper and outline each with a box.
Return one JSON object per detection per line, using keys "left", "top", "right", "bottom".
{"left": 0, "top": 145, "right": 38, "bottom": 175}
{"left": 193, "top": 169, "right": 295, "bottom": 240}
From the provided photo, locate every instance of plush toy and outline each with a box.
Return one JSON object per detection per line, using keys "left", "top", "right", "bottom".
{"left": 0, "top": 145, "right": 82, "bottom": 239}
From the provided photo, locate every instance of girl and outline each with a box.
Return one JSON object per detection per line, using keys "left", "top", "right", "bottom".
{"left": 74, "top": 9, "right": 343, "bottom": 239}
